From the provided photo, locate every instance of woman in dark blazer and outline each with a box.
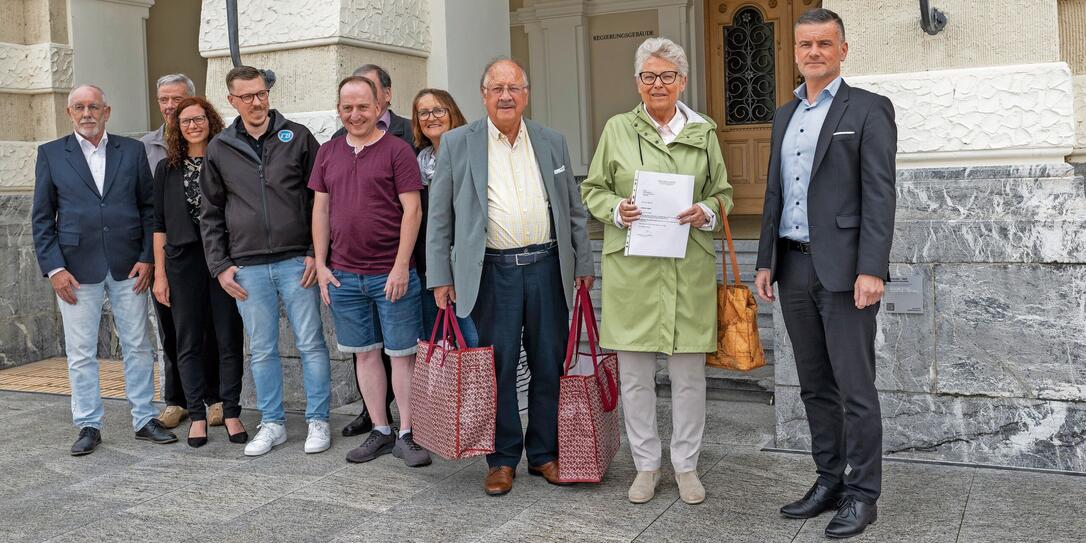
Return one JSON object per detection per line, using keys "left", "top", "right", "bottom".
{"left": 152, "top": 96, "right": 246, "bottom": 447}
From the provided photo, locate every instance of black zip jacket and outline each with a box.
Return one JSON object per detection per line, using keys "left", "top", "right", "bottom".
{"left": 199, "top": 110, "right": 319, "bottom": 277}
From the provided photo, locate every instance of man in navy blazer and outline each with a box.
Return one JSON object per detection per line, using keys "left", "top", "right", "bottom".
{"left": 754, "top": 10, "right": 896, "bottom": 539}
{"left": 32, "top": 84, "right": 178, "bottom": 456}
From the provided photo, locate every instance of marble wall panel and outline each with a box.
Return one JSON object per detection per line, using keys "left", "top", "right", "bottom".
{"left": 776, "top": 386, "right": 1086, "bottom": 473}
{"left": 935, "top": 263, "right": 1086, "bottom": 401}
{"left": 772, "top": 264, "right": 936, "bottom": 394}
{"left": 892, "top": 164, "right": 1086, "bottom": 263}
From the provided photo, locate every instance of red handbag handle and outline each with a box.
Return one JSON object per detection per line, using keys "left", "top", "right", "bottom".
{"left": 424, "top": 305, "right": 468, "bottom": 367}
{"left": 564, "top": 286, "right": 619, "bottom": 412}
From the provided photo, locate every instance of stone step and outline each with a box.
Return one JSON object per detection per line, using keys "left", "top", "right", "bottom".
{"left": 655, "top": 361, "right": 775, "bottom": 405}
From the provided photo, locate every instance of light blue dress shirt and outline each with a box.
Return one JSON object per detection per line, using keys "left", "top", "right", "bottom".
{"left": 779, "top": 76, "right": 843, "bottom": 242}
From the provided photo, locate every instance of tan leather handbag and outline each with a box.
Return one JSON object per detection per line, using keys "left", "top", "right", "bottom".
{"left": 706, "top": 196, "right": 767, "bottom": 372}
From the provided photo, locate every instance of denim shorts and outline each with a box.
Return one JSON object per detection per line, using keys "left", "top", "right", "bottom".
{"left": 327, "top": 268, "right": 424, "bottom": 356}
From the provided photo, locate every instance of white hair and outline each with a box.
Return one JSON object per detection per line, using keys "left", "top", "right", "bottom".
{"left": 67, "top": 84, "right": 107, "bottom": 106}
{"left": 633, "top": 37, "right": 689, "bottom": 77}
{"left": 480, "top": 57, "right": 530, "bottom": 89}
{"left": 155, "top": 73, "right": 196, "bottom": 96}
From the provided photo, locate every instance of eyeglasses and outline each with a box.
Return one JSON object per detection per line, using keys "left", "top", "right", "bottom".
{"left": 638, "top": 71, "right": 681, "bottom": 85}
{"left": 179, "top": 115, "right": 208, "bottom": 127}
{"left": 485, "top": 85, "right": 527, "bottom": 96}
{"left": 229, "top": 89, "right": 270, "bottom": 104}
{"left": 417, "top": 107, "right": 448, "bottom": 120}
{"left": 71, "top": 104, "right": 103, "bottom": 114}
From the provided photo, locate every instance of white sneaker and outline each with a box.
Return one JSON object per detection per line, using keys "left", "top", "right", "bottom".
{"left": 304, "top": 420, "right": 331, "bottom": 454}
{"left": 244, "top": 422, "right": 287, "bottom": 456}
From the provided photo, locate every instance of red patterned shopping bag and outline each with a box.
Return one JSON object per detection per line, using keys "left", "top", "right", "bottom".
{"left": 557, "top": 286, "right": 621, "bottom": 483}
{"left": 412, "top": 307, "right": 496, "bottom": 460}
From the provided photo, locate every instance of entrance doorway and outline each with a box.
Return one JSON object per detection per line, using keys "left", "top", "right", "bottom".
{"left": 705, "top": 0, "right": 819, "bottom": 223}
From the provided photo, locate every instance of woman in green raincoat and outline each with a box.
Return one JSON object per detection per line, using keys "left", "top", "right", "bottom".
{"left": 581, "top": 37, "right": 732, "bottom": 507}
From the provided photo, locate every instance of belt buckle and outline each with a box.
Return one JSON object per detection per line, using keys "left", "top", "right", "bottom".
{"left": 514, "top": 252, "right": 529, "bottom": 266}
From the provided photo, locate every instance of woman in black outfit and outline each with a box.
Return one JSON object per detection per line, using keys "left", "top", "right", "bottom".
{"left": 152, "top": 96, "right": 246, "bottom": 447}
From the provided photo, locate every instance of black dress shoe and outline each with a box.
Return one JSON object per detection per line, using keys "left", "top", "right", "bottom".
{"left": 825, "top": 496, "right": 878, "bottom": 539}
{"left": 341, "top": 405, "right": 395, "bottom": 437}
{"left": 188, "top": 435, "right": 208, "bottom": 448}
{"left": 135, "top": 419, "right": 179, "bottom": 444}
{"left": 228, "top": 430, "right": 249, "bottom": 444}
{"left": 71, "top": 427, "right": 101, "bottom": 456}
{"left": 780, "top": 481, "right": 843, "bottom": 519}
{"left": 342, "top": 409, "right": 373, "bottom": 437}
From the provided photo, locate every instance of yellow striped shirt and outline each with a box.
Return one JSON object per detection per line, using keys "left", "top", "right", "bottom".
{"left": 485, "top": 118, "right": 552, "bottom": 249}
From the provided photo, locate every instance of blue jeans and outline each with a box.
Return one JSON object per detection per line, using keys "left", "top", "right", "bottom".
{"left": 56, "top": 275, "right": 158, "bottom": 431}
{"left": 328, "top": 269, "right": 424, "bottom": 356}
{"left": 420, "top": 289, "right": 479, "bottom": 348}
{"left": 234, "top": 257, "right": 331, "bottom": 423}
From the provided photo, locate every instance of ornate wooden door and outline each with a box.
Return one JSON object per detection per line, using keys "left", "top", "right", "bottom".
{"left": 706, "top": 0, "right": 818, "bottom": 215}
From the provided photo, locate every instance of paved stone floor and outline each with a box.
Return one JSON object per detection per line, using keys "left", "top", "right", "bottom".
{"left": 1, "top": 390, "right": 1083, "bottom": 543}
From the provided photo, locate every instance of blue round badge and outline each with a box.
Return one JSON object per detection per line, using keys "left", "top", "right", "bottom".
{"left": 277, "top": 129, "right": 294, "bottom": 143}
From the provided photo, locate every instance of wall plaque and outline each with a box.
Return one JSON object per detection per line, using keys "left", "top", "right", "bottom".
{"left": 884, "top": 273, "right": 924, "bottom": 314}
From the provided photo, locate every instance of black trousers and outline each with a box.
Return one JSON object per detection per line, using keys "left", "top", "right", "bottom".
{"left": 153, "top": 295, "right": 185, "bottom": 406}
{"left": 164, "top": 242, "right": 244, "bottom": 421}
{"left": 776, "top": 242, "right": 882, "bottom": 503}
{"left": 471, "top": 250, "right": 568, "bottom": 469}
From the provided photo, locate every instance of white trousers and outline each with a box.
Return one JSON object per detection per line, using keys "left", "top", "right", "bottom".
{"left": 617, "top": 351, "right": 706, "bottom": 473}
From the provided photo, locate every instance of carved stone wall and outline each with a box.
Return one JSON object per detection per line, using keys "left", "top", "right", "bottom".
{"left": 774, "top": 164, "right": 1086, "bottom": 473}
{"left": 199, "top": 0, "right": 430, "bottom": 54}
{"left": 0, "top": 43, "right": 73, "bottom": 91}
{"left": 847, "top": 63, "right": 1077, "bottom": 167}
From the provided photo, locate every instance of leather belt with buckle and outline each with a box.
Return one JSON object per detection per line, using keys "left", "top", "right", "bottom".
{"left": 782, "top": 238, "right": 812, "bottom": 255}
{"left": 484, "top": 242, "right": 558, "bottom": 266}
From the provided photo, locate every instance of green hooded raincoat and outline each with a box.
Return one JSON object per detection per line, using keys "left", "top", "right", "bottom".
{"left": 581, "top": 103, "right": 733, "bottom": 354}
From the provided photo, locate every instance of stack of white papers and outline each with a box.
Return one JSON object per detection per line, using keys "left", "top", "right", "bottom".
{"left": 625, "top": 170, "right": 695, "bottom": 259}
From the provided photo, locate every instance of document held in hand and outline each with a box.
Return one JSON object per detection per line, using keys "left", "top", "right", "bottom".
{"left": 625, "top": 170, "right": 695, "bottom": 258}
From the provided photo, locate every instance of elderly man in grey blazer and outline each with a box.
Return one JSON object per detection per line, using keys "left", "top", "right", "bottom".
{"left": 427, "top": 58, "right": 594, "bottom": 496}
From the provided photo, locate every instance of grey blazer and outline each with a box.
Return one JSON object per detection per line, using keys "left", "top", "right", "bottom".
{"left": 426, "top": 117, "right": 594, "bottom": 318}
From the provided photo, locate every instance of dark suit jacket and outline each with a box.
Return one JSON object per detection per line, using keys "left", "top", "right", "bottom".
{"left": 32, "top": 133, "right": 155, "bottom": 284}
{"left": 756, "top": 81, "right": 897, "bottom": 292}
{"left": 331, "top": 109, "right": 416, "bottom": 152}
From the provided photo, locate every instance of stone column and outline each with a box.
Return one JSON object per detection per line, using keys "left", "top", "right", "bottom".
{"left": 198, "top": 0, "right": 433, "bottom": 410}
{"left": 0, "top": 0, "right": 71, "bottom": 367}
{"left": 774, "top": 1, "right": 1086, "bottom": 473}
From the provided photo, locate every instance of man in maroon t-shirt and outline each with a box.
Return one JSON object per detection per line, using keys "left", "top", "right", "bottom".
{"left": 310, "top": 76, "right": 430, "bottom": 467}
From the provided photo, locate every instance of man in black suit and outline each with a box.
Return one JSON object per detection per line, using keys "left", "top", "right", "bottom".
{"left": 330, "top": 64, "right": 414, "bottom": 438}
{"left": 754, "top": 9, "right": 896, "bottom": 539}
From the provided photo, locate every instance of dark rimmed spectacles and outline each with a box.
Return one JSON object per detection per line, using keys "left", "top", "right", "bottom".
{"left": 179, "top": 115, "right": 208, "bottom": 127}
{"left": 638, "top": 71, "right": 680, "bottom": 85}
{"left": 229, "top": 89, "right": 270, "bottom": 104}
{"left": 417, "top": 107, "right": 449, "bottom": 120}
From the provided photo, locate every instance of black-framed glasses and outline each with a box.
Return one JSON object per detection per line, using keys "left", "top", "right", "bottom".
{"left": 638, "top": 71, "right": 680, "bottom": 85}
{"left": 230, "top": 89, "right": 270, "bottom": 104}
{"left": 417, "top": 107, "right": 449, "bottom": 120}
{"left": 179, "top": 115, "right": 208, "bottom": 127}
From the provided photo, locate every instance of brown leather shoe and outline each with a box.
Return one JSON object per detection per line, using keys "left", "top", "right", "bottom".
{"left": 484, "top": 466, "right": 516, "bottom": 496}
{"left": 207, "top": 402, "right": 224, "bottom": 426}
{"left": 528, "top": 461, "right": 570, "bottom": 486}
{"left": 158, "top": 405, "right": 188, "bottom": 429}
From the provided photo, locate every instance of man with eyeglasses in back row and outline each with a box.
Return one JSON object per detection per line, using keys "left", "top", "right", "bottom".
{"left": 198, "top": 66, "right": 334, "bottom": 457}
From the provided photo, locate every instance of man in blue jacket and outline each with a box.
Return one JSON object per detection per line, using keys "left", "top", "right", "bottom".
{"left": 32, "top": 84, "right": 178, "bottom": 455}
